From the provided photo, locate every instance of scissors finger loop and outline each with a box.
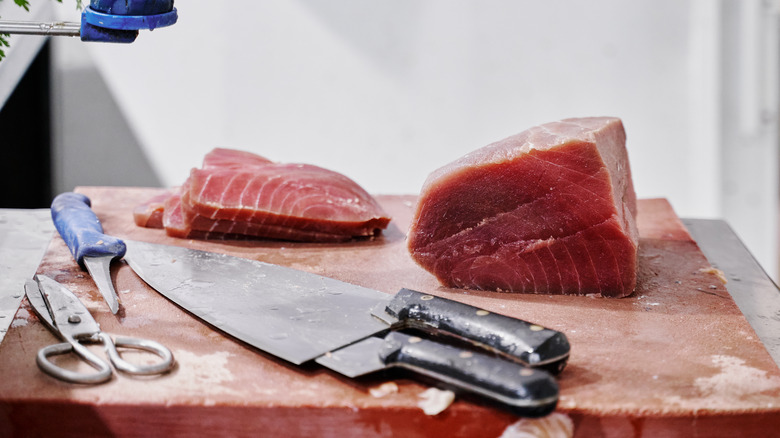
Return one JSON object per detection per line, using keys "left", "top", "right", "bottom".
{"left": 37, "top": 341, "right": 112, "bottom": 384}
{"left": 100, "top": 333, "right": 175, "bottom": 376}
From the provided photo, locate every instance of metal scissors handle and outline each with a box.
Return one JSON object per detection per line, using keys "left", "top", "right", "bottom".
{"left": 36, "top": 332, "right": 174, "bottom": 384}
{"left": 25, "top": 275, "right": 175, "bottom": 384}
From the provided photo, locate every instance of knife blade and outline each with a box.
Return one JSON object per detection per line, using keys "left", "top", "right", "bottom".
{"left": 123, "top": 239, "right": 569, "bottom": 371}
{"left": 315, "top": 331, "right": 559, "bottom": 418}
{"left": 50, "top": 192, "right": 127, "bottom": 314}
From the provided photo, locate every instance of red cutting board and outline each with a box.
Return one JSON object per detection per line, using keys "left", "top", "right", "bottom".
{"left": 1, "top": 187, "right": 779, "bottom": 437}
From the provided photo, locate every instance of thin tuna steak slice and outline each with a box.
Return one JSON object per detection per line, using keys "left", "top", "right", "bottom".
{"left": 135, "top": 148, "right": 391, "bottom": 242}
{"left": 407, "top": 117, "right": 638, "bottom": 297}
{"left": 182, "top": 163, "right": 390, "bottom": 240}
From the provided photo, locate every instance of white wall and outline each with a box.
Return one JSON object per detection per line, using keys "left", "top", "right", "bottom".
{"left": 51, "top": 0, "right": 779, "bottom": 277}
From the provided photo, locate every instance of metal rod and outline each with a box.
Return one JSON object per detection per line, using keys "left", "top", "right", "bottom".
{"left": 0, "top": 20, "right": 80, "bottom": 37}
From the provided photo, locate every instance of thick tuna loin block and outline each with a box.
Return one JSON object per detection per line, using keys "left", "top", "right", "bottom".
{"left": 407, "top": 117, "right": 638, "bottom": 297}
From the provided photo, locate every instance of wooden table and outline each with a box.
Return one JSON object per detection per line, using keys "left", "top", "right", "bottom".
{"left": 1, "top": 187, "right": 779, "bottom": 437}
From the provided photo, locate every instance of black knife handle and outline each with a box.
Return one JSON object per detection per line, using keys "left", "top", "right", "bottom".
{"left": 379, "top": 331, "right": 558, "bottom": 417}
{"left": 384, "top": 289, "right": 569, "bottom": 374}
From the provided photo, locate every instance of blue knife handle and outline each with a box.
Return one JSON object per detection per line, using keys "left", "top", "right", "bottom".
{"left": 51, "top": 192, "right": 127, "bottom": 267}
{"left": 380, "top": 331, "right": 558, "bottom": 417}
{"left": 385, "top": 289, "right": 570, "bottom": 374}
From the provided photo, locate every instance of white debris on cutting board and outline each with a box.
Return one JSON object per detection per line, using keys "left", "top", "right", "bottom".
{"left": 663, "top": 355, "right": 780, "bottom": 411}
{"left": 369, "top": 382, "right": 399, "bottom": 398}
{"left": 696, "top": 355, "right": 780, "bottom": 399}
{"left": 498, "top": 413, "right": 574, "bottom": 438}
{"left": 417, "top": 387, "right": 455, "bottom": 415}
{"left": 165, "top": 350, "right": 243, "bottom": 397}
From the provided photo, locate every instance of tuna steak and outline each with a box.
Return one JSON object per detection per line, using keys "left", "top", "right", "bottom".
{"left": 184, "top": 164, "right": 389, "bottom": 232}
{"left": 407, "top": 117, "right": 638, "bottom": 297}
{"left": 136, "top": 148, "right": 391, "bottom": 242}
{"left": 180, "top": 162, "right": 390, "bottom": 240}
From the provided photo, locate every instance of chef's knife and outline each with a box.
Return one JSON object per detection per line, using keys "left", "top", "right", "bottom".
{"left": 125, "top": 238, "right": 561, "bottom": 415}
{"left": 123, "top": 239, "right": 569, "bottom": 371}
{"left": 51, "top": 192, "right": 126, "bottom": 314}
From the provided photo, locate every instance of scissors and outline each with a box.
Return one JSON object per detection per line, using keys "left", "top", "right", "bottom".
{"left": 24, "top": 274, "right": 175, "bottom": 384}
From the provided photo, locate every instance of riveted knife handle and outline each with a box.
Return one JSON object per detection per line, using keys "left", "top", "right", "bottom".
{"left": 384, "top": 289, "right": 569, "bottom": 374}
{"left": 379, "top": 331, "right": 558, "bottom": 417}
{"left": 51, "top": 192, "right": 127, "bottom": 266}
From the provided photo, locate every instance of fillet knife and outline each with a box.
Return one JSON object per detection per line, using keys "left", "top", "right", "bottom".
{"left": 51, "top": 193, "right": 126, "bottom": 314}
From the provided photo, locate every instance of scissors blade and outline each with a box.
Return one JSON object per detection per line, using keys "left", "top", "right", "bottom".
{"left": 24, "top": 279, "right": 55, "bottom": 332}
{"left": 34, "top": 274, "right": 101, "bottom": 339}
